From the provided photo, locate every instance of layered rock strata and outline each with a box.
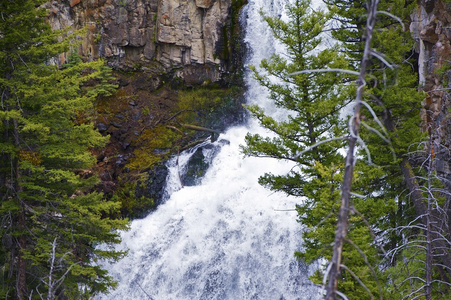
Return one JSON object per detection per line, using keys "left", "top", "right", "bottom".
{"left": 411, "top": 0, "right": 451, "bottom": 141}
{"left": 410, "top": 0, "right": 451, "bottom": 257}
{"left": 44, "top": 0, "right": 237, "bottom": 85}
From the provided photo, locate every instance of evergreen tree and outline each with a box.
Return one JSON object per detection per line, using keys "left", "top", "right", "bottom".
{"left": 327, "top": 0, "right": 451, "bottom": 297}
{"left": 243, "top": 1, "right": 391, "bottom": 296}
{"left": 243, "top": 0, "right": 349, "bottom": 194}
{"left": 0, "top": 1, "right": 127, "bottom": 298}
{"left": 243, "top": 0, "right": 440, "bottom": 298}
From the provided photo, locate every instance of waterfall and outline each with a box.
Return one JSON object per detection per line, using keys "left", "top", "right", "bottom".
{"left": 97, "top": 0, "right": 322, "bottom": 299}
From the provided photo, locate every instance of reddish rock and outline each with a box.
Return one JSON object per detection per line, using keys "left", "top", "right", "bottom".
{"left": 70, "top": 0, "right": 81, "bottom": 8}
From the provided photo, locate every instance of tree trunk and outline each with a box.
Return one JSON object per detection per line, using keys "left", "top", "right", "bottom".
{"left": 326, "top": 137, "right": 357, "bottom": 299}
{"left": 399, "top": 159, "right": 427, "bottom": 223}
{"left": 13, "top": 119, "right": 27, "bottom": 299}
{"left": 326, "top": 1, "right": 379, "bottom": 298}
{"left": 17, "top": 205, "right": 27, "bottom": 300}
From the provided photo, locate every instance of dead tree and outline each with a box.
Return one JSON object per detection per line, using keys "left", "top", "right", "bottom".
{"left": 325, "top": 1, "right": 380, "bottom": 298}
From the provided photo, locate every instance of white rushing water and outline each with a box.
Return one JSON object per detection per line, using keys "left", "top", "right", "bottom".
{"left": 97, "top": 0, "right": 322, "bottom": 299}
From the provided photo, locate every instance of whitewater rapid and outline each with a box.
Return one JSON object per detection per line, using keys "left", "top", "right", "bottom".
{"left": 97, "top": 0, "right": 322, "bottom": 299}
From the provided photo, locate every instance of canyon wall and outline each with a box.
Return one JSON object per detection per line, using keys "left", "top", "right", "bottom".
{"left": 411, "top": 0, "right": 451, "bottom": 136}
{"left": 44, "top": 0, "right": 242, "bottom": 85}
{"left": 411, "top": 0, "right": 451, "bottom": 165}
{"left": 411, "top": 0, "right": 451, "bottom": 228}
{"left": 40, "top": 0, "right": 246, "bottom": 216}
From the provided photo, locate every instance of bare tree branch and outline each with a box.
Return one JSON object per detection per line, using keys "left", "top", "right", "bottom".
{"left": 376, "top": 11, "right": 405, "bottom": 31}
{"left": 340, "top": 264, "right": 375, "bottom": 300}
{"left": 326, "top": 1, "right": 380, "bottom": 298}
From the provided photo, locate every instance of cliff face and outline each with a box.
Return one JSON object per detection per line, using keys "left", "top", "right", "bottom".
{"left": 411, "top": 0, "right": 451, "bottom": 229}
{"left": 44, "top": 0, "right": 239, "bottom": 85}
{"left": 41, "top": 0, "right": 246, "bottom": 217}
{"left": 411, "top": 0, "right": 451, "bottom": 162}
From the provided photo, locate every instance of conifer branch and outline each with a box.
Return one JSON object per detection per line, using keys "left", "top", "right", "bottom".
{"left": 350, "top": 205, "right": 387, "bottom": 255}
{"left": 289, "top": 68, "right": 360, "bottom": 77}
{"left": 345, "top": 238, "right": 383, "bottom": 299}
{"left": 340, "top": 264, "right": 375, "bottom": 300}
{"left": 326, "top": 1, "right": 380, "bottom": 298}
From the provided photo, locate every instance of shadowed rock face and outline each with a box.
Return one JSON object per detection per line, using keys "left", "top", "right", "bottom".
{"left": 411, "top": 1, "right": 451, "bottom": 151}
{"left": 44, "top": 0, "right": 235, "bottom": 85}
{"left": 411, "top": 0, "right": 451, "bottom": 230}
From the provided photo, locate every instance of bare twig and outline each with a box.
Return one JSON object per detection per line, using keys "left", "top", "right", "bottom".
{"left": 326, "top": 1, "right": 380, "bottom": 298}
{"left": 370, "top": 49, "right": 395, "bottom": 70}
{"left": 340, "top": 264, "right": 375, "bottom": 300}
{"left": 376, "top": 11, "right": 405, "bottom": 31}
{"left": 292, "top": 135, "right": 348, "bottom": 159}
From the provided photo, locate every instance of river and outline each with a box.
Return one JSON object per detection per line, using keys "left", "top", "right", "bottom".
{"left": 97, "top": 0, "right": 322, "bottom": 299}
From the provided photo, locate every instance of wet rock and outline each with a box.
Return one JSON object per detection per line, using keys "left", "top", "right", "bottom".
{"left": 97, "top": 122, "right": 107, "bottom": 132}
{"left": 122, "top": 142, "right": 130, "bottom": 150}
{"left": 218, "top": 139, "right": 230, "bottom": 146}
{"left": 99, "top": 181, "right": 116, "bottom": 194}
{"left": 100, "top": 172, "right": 112, "bottom": 181}
{"left": 181, "top": 143, "right": 221, "bottom": 186}
{"left": 137, "top": 164, "right": 169, "bottom": 207}
{"left": 115, "top": 154, "right": 127, "bottom": 165}
{"left": 181, "top": 147, "right": 210, "bottom": 186}
{"left": 117, "top": 78, "right": 130, "bottom": 86}
{"left": 131, "top": 112, "right": 141, "bottom": 121}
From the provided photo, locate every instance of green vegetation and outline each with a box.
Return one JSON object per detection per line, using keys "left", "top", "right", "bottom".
{"left": 111, "top": 85, "right": 243, "bottom": 218}
{"left": 0, "top": 1, "right": 127, "bottom": 298}
{"left": 127, "top": 86, "right": 243, "bottom": 172}
{"left": 112, "top": 180, "right": 154, "bottom": 217}
{"left": 244, "top": 0, "right": 451, "bottom": 298}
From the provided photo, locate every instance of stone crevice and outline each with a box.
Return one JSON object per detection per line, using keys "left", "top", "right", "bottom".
{"left": 44, "top": 0, "right": 235, "bottom": 85}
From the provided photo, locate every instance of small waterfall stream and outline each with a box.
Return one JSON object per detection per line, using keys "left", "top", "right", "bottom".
{"left": 97, "top": 0, "right": 322, "bottom": 299}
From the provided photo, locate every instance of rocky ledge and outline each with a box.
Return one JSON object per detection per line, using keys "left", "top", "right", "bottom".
{"left": 44, "top": 0, "right": 244, "bottom": 85}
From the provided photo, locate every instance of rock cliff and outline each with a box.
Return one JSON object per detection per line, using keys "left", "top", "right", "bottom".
{"left": 44, "top": 0, "right": 242, "bottom": 85}
{"left": 411, "top": 0, "right": 451, "bottom": 142}
{"left": 410, "top": 0, "right": 451, "bottom": 168}
{"left": 411, "top": 0, "right": 451, "bottom": 228}
{"left": 41, "top": 0, "right": 246, "bottom": 217}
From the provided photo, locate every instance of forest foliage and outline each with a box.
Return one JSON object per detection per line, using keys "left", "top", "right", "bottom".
{"left": 0, "top": 0, "right": 128, "bottom": 298}
{"left": 244, "top": 0, "right": 451, "bottom": 299}
{"left": 2, "top": 0, "right": 451, "bottom": 299}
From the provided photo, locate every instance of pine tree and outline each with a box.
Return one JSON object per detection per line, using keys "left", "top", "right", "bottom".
{"left": 243, "top": 0, "right": 439, "bottom": 298}
{"left": 0, "top": 1, "right": 127, "bottom": 298}
{"left": 321, "top": 0, "right": 451, "bottom": 298}
{"left": 243, "top": 0, "right": 349, "bottom": 194}
{"left": 242, "top": 1, "right": 391, "bottom": 297}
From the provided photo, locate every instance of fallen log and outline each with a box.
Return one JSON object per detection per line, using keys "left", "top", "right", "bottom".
{"left": 180, "top": 123, "right": 220, "bottom": 142}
